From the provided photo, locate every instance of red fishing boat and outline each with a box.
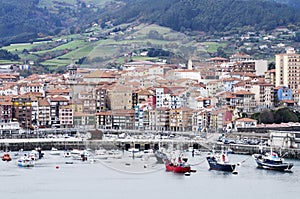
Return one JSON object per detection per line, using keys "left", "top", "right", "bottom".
{"left": 165, "top": 157, "right": 191, "bottom": 173}
{"left": 2, "top": 153, "right": 12, "bottom": 161}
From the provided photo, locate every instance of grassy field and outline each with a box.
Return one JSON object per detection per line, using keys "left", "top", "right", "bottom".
{"left": 133, "top": 24, "right": 174, "bottom": 36}
{"left": 1, "top": 23, "right": 214, "bottom": 69}
{"left": 32, "top": 40, "right": 87, "bottom": 55}
{"left": 2, "top": 42, "right": 46, "bottom": 52}
{"left": 39, "top": 0, "right": 113, "bottom": 9}
{"left": 0, "top": 60, "right": 21, "bottom": 65}
{"left": 202, "top": 42, "right": 227, "bottom": 53}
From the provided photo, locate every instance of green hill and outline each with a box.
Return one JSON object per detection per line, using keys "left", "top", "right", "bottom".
{"left": 1, "top": 0, "right": 300, "bottom": 47}
{"left": 1, "top": 0, "right": 300, "bottom": 73}
{"left": 106, "top": 0, "right": 300, "bottom": 33}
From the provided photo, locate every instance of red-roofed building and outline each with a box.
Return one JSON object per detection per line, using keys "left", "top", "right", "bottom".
{"left": 0, "top": 101, "right": 13, "bottom": 123}
{"left": 73, "top": 112, "right": 95, "bottom": 129}
{"left": 192, "top": 109, "right": 211, "bottom": 133}
{"left": 48, "top": 96, "right": 70, "bottom": 128}
{"left": 264, "top": 69, "right": 276, "bottom": 86}
{"left": 275, "top": 47, "right": 300, "bottom": 91}
{"left": 234, "top": 90, "right": 256, "bottom": 116}
{"left": 250, "top": 82, "right": 274, "bottom": 109}
{"left": 95, "top": 110, "right": 135, "bottom": 129}
{"left": 235, "top": 118, "right": 257, "bottom": 129}
{"left": 149, "top": 108, "right": 170, "bottom": 131}
{"left": 11, "top": 95, "right": 32, "bottom": 129}
{"left": 19, "top": 83, "right": 45, "bottom": 95}
{"left": 169, "top": 107, "right": 193, "bottom": 131}
{"left": 210, "top": 109, "right": 233, "bottom": 133}
{"left": 195, "top": 97, "right": 211, "bottom": 109}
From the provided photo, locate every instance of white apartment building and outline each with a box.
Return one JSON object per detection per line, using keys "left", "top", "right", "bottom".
{"left": 275, "top": 47, "right": 300, "bottom": 91}
{"left": 250, "top": 83, "right": 274, "bottom": 110}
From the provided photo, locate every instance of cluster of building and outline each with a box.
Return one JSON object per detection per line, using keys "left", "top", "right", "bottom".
{"left": 0, "top": 47, "right": 300, "bottom": 137}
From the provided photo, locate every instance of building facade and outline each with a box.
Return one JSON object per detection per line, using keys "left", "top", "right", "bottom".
{"left": 275, "top": 47, "right": 300, "bottom": 91}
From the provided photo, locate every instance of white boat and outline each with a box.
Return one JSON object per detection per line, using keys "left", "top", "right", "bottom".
{"left": 17, "top": 155, "right": 35, "bottom": 167}
{"left": 108, "top": 150, "right": 122, "bottom": 159}
{"left": 49, "top": 147, "right": 61, "bottom": 155}
{"left": 143, "top": 149, "right": 154, "bottom": 156}
{"left": 94, "top": 149, "right": 109, "bottom": 160}
{"left": 63, "top": 151, "right": 71, "bottom": 158}
{"left": 252, "top": 152, "right": 293, "bottom": 171}
{"left": 70, "top": 149, "right": 82, "bottom": 155}
{"left": 28, "top": 148, "right": 44, "bottom": 160}
{"left": 71, "top": 149, "right": 90, "bottom": 161}
{"left": 128, "top": 150, "right": 143, "bottom": 158}
{"left": 29, "top": 150, "right": 40, "bottom": 160}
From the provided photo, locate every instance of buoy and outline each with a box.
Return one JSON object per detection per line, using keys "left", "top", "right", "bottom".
{"left": 232, "top": 170, "right": 238, "bottom": 175}
{"left": 56, "top": 166, "right": 59, "bottom": 169}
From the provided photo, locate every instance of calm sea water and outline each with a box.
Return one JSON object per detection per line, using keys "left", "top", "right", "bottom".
{"left": 1, "top": 151, "right": 300, "bottom": 199}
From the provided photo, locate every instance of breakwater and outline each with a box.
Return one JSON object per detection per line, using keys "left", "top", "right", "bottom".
{"left": 86, "top": 139, "right": 300, "bottom": 159}
{"left": 1, "top": 137, "right": 300, "bottom": 159}
{"left": 0, "top": 138, "right": 85, "bottom": 151}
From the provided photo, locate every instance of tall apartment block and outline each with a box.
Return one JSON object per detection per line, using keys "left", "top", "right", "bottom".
{"left": 275, "top": 47, "right": 300, "bottom": 91}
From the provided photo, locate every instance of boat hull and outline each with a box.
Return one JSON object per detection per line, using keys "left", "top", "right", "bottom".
{"left": 252, "top": 154, "right": 293, "bottom": 172}
{"left": 254, "top": 159, "right": 293, "bottom": 171}
{"left": 17, "top": 160, "right": 35, "bottom": 167}
{"left": 206, "top": 156, "right": 236, "bottom": 172}
{"left": 165, "top": 163, "right": 191, "bottom": 173}
{"left": 2, "top": 154, "right": 12, "bottom": 161}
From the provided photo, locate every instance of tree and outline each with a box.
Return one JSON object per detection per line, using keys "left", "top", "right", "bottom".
{"left": 294, "top": 32, "right": 300, "bottom": 42}
{"left": 259, "top": 110, "right": 274, "bottom": 124}
{"left": 274, "top": 108, "right": 298, "bottom": 123}
{"left": 268, "top": 62, "right": 275, "bottom": 70}
{"left": 0, "top": 49, "right": 20, "bottom": 60}
{"left": 147, "top": 30, "right": 163, "bottom": 40}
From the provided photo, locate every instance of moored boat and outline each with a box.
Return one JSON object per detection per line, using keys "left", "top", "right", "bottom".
{"left": 128, "top": 148, "right": 143, "bottom": 158}
{"left": 49, "top": 147, "right": 61, "bottom": 155}
{"left": 165, "top": 156, "right": 191, "bottom": 173}
{"left": 63, "top": 151, "right": 71, "bottom": 158}
{"left": 17, "top": 155, "right": 35, "bottom": 167}
{"left": 206, "top": 152, "right": 237, "bottom": 173}
{"left": 29, "top": 148, "right": 44, "bottom": 160}
{"left": 70, "top": 149, "right": 89, "bottom": 161}
{"left": 2, "top": 153, "right": 12, "bottom": 161}
{"left": 94, "top": 149, "right": 109, "bottom": 160}
{"left": 252, "top": 152, "right": 293, "bottom": 172}
{"left": 107, "top": 150, "right": 122, "bottom": 159}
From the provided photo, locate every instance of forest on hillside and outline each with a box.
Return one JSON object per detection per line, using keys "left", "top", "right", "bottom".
{"left": 108, "top": 0, "right": 300, "bottom": 33}
{"left": 0, "top": 0, "right": 103, "bottom": 46}
{"left": 0, "top": 0, "right": 300, "bottom": 46}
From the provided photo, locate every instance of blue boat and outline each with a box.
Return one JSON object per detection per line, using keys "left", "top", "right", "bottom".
{"left": 206, "top": 152, "right": 237, "bottom": 173}
{"left": 252, "top": 152, "right": 293, "bottom": 172}
{"left": 17, "top": 155, "right": 35, "bottom": 167}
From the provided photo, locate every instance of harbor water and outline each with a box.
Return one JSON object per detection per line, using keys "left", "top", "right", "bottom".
{"left": 1, "top": 151, "right": 300, "bottom": 199}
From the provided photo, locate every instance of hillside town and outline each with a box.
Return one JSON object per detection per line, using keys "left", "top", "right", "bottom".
{"left": 1, "top": 47, "right": 300, "bottom": 148}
